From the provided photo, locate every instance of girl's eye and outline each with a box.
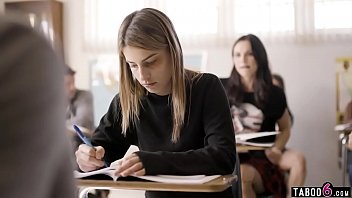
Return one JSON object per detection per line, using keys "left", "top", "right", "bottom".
{"left": 129, "top": 64, "right": 138, "bottom": 69}
{"left": 144, "top": 59, "right": 156, "bottom": 66}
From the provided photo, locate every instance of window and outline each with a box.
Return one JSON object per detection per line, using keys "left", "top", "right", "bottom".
{"left": 84, "top": 0, "right": 144, "bottom": 52}
{"left": 315, "top": 0, "right": 352, "bottom": 29}
{"left": 164, "top": 0, "right": 218, "bottom": 35}
{"left": 234, "top": 0, "right": 294, "bottom": 33}
{"left": 83, "top": 0, "right": 352, "bottom": 52}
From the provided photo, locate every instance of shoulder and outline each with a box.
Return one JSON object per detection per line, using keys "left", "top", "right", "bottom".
{"left": 270, "top": 85, "right": 286, "bottom": 100}
{"left": 74, "top": 90, "right": 93, "bottom": 104}
{"left": 267, "top": 85, "right": 287, "bottom": 110}
{"left": 186, "top": 72, "right": 226, "bottom": 99}
{"left": 190, "top": 72, "right": 221, "bottom": 87}
{"left": 77, "top": 89, "right": 93, "bottom": 98}
{"left": 111, "top": 93, "right": 121, "bottom": 107}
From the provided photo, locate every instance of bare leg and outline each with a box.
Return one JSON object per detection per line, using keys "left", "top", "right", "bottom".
{"left": 241, "top": 164, "right": 265, "bottom": 198}
{"left": 278, "top": 149, "right": 306, "bottom": 197}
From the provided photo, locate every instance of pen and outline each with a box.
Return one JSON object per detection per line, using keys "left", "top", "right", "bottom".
{"left": 73, "top": 124, "right": 108, "bottom": 167}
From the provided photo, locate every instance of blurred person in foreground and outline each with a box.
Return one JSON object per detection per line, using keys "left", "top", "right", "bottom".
{"left": 0, "top": 15, "right": 76, "bottom": 198}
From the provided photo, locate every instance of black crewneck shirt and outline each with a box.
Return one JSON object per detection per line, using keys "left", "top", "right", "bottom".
{"left": 91, "top": 73, "right": 236, "bottom": 198}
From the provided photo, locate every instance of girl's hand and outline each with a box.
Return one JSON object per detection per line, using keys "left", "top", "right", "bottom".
{"left": 113, "top": 153, "right": 145, "bottom": 177}
{"left": 75, "top": 144, "right": 105, "bottom": 172}
{"left": 265, "top": 147, "right": 282, "bottom": 165}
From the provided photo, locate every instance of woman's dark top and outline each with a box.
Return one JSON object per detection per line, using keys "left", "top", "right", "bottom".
{"left": 229, "top": 85, "right": 288, "bottom": 197}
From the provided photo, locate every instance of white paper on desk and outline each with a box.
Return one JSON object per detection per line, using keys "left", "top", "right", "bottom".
{"left": 334, "top": 123, "right": 352, "bottom": 131}
{"left": 235, "top": 131, "right": 278, "bottom": 147}
{"left": 137, "top": 175, "right": 221, "bottom": 184}
{"left": 236, "top": 140, "right": 273, "bottom": 147}
{"left": 74, "top": 166, "right": 117, "bottom": 180}
{"left": 235, "top": 131, "right": 278, "bottom": 141}
{"left": 74, "top": 167, "right": 221, "bottom": 184}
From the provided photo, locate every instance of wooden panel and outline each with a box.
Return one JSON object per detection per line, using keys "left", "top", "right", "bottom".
{"left": 5, "top": 1, "right": 64, "bottom": 59}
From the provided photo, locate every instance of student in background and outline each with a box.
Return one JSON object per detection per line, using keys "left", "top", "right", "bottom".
{"left": 344, "top": 101, "right": 352, "bottom": 185}
{"left": 348, "top": 132, "right": 352, "bottom": 185}
{"left": 225, "top": 34, "right": 290, "bottom": 197}
{"left": 272, "top": 73, "right": 307, "bottom": 193}
{"left": 64, "top": 66, "right": 109, "bottom": 198}
{"left": 0, "top": 15, "right": 76, "bottom": 198}
{"left": 75, "top": 8, "right": 236, "bottom": 198}
{"left": 65, "top": 65, "right": 95, "bottom": 131}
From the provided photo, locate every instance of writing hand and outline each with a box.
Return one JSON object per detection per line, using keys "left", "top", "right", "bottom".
{"left": 113, "top": 153, "right": 145, "bottom": 177}
{"left": 75, "top": 144, "right": 106, "bottom": 172}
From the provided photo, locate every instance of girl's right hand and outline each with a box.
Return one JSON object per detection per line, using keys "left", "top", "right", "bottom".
{"left": 75, "top": 144, "right": 106, "bottom": 172}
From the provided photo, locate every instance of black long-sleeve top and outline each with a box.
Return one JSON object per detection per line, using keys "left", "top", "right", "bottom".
{"left": 91, "top": 73, "right": 236, "bottom": 198}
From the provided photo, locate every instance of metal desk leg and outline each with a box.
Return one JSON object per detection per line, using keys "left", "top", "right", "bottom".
{"left": 78, "top": 187, "right": 94, "bottom": 198}
{"left": 341, "top": 135, "right": 348, "bottom": 186}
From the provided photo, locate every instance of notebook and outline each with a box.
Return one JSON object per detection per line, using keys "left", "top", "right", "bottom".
{"left": 235, "top": 131, "right": 279, "bottom": 147}
{"left": 74, "top": 167, "right": 221, "bottom": 184}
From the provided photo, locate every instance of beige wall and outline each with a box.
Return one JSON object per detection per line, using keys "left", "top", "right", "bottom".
{"left": 1, "top": 0, "right": 351, "bottom": 190}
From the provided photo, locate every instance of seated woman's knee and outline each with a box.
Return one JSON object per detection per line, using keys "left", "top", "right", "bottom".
{"left": 292, "top": 151, "right": 306, "bottom": 168}
{"left": 241, "top": 164, "right": 257, "bottom": 183}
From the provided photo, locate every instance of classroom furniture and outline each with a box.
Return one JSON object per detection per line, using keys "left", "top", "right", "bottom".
{"left": 77, "top": 174, "right": 236, "bottom": 198}
{"left": 4, "top": 0, "right": 64, "bottom": 59}
{"left": 236, "top": 145, "right": 266, "bottom": 153}
{"left": 232, "top": 151, "right": 242, "bottom": 198}
{"left": 334, "top": 123, "right": 352, "bottom": 186}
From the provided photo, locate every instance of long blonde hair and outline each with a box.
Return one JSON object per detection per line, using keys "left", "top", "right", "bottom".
{"left": 118, "top": 8, "right": 186, "bottom": 142}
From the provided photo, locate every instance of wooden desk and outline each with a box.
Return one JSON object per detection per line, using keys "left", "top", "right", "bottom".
{"left": 77, "top": 175, "right": 235, "bottom": 198}
{"left": 236, "top": 145, "right": 266, "bottom": 153}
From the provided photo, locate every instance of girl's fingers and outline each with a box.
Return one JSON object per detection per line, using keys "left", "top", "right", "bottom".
{"left": 114, "top": 154, "right": 145, "bottom": 176}
{"left": 120, "top": 162, "right": 145, "bottom": 177}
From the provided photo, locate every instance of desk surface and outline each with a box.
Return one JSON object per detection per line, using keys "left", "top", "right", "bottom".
{"left": 335, "top": 123, "right": 352, "bottom": 132}
{"left": 77, "top": 174, "right": 235, "bottom": 192}
{"left": 236, "top": 145, "right": 266, "bottom": 153}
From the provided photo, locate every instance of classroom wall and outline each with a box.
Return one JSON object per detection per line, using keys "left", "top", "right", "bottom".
{"left": 1, "top": 0, "right": 351, "bottom": 194}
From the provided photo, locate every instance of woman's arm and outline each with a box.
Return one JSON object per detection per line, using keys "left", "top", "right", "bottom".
{"left": 266, "top": 108, "right": 291, "bottom": 164}
{"left": 274, "top": 108, "right": 291, "bottom": 150}
{"left": 90, "top": 95, "right": 133, "bottom": 165}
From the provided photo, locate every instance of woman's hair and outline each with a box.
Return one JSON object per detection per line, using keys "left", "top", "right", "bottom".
{"left": 226, "top": 34, "right": 272, "bottom": 108}
{"left": 117, "top": 8, "right": 186, "bottom": 142}
{"left": 272, "top": 73, "right": 285, "bottom": 91}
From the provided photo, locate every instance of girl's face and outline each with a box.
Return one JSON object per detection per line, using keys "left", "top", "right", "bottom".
{"left": 232, "top": 40, "right": 258, "bottom": 80}
{"left": 123, "top": 45, "right": 172, "bottom": 96}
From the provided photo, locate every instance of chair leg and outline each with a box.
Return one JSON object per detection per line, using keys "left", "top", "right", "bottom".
{"left": 78, "top": 187, "right": 94, "bottom": 198}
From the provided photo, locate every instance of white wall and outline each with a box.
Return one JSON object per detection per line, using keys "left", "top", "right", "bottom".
{"left": 201, "top": 41, "right": 351, "bottom": 186}
{"left": 1, "top": 0, "right": 350, "bottom": 193}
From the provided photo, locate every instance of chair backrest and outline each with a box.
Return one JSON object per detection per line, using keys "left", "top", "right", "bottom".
{"left": 232, "top": 151, "right": 242, "bottom": 198}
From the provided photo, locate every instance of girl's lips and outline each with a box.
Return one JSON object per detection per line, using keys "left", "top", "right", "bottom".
{"left": 144, "top": 82, "right": 156, "bottom": 87}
